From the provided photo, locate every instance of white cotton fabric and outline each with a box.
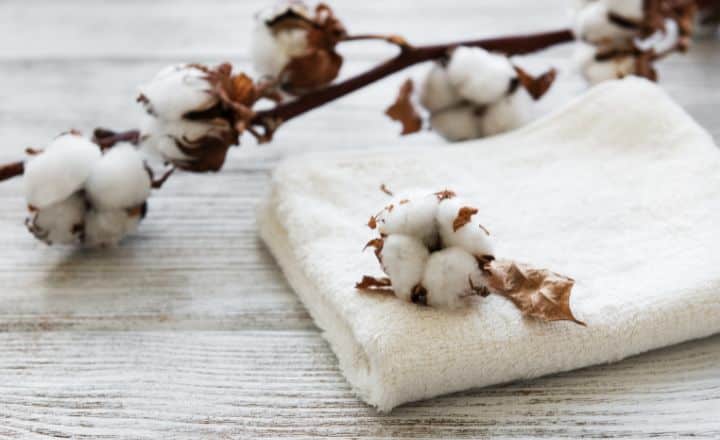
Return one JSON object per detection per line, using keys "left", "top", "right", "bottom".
{"left": 258, "top": 78, "right": 720, "bottom": 412}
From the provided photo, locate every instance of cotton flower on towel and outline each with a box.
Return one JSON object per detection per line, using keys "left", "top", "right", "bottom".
{"left": 357, "top": 188, "right": 584, "bottom": 325}
{"left": 138, "top": 63, "right": 274, "bottom": 172}
{"left": 23, "top": 132, "right": 158, "bottom": 247}
{"left": 392, "top": 47, "right": 557, "bottom": 142}
{"left": 251, "top": 1, "right": 347, "bottom": 94}
{"left": 572, "top": 0, "right": 696, "bottom": 84}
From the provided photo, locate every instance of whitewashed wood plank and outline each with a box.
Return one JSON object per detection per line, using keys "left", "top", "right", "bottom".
{"left": 0, "top": 331, "right": 717, "bottom": 438}
{"left": 0, "top": 0, "right": 569, "bottom": 60}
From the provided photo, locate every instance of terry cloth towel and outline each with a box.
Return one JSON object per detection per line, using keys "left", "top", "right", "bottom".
{"left": 258, "top": 78, "right": 720, "bottom": 412}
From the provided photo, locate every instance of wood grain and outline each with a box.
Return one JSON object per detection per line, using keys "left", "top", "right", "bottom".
{"left": 0, "top": 0, "right": 718, "bottom": 437}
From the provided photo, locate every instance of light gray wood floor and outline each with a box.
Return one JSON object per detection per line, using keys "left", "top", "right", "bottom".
{"left": 0, "top": 1, "right": 718, "bottom": 438}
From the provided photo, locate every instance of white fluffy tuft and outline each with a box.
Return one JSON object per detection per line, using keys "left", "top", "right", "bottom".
{"left": 429, "top": 106, "right": 481, "bottom": 142}
{"left": 635, "top": 19, "right": 679, "bottom": 53}
{"left": 84, "top": 209, "right": 141, "bottom": 248}
{"left": 447, "top": 46, "right": 516, "bottom": 105}
{"left": 573, "top": 2, "right": 636, "bottom": 44}
{"left": 138, "top": 65, "right": 217, "bottom": 120}
{"left": 582, "top": 55, "right": 635, "bottom": 84}
{"left": 603, "top": 0, "right": 644, "bottom": 21}
{"left": 419, "top": 63, "right": 462, "bottom": 112}
{"left": 379, "top": 234, "right": 430, "bottom": 302}
{"left": 436, "top": 198, "right": 494, "bottom": 258}
{"left": 251, "top": 3, "right": 310, "bottom": 78}
{"left": 85, "top": 143, "right": 151, "bottom": 210}
{"left": 140, "top": 116, "right": 227, "bottom": 162}
{"left": 23, "top": 133, "right": 102, "bottom": 209}
{"left": 421, "top": 247, "right": 486, "bottom": 310}
{"left": 479, "top": 89, "right": 532, "bottom": 137}
{"left": 26, "top": 193, "right": 86, "bottom": 245}
{"left": 377, "top": 192, "right": 440, "bottom": 248}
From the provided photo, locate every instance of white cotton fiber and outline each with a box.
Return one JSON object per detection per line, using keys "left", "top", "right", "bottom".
{"left": 85, "top": 143, "right": 151, "bottom": 210}
{"left": 421, "top": 247, "right": 485, "bottom": 310}
{"left": 24, "top": 133, "right": 102, "bottom": 208}
{"left": 378, "top": 192, "right": 440, "bottom": 248}
{"left": 379, "top": 234, "right": 430, "bottom": 302}
{"left": 603, "top": 0, "right": 643, "bottom": 21}
{"left": 635, "top": 19, "right": 679, "bottom": 53}
{"left": 582, "top": 55, "right": 635, "bottom": 84}
{"left": 573, "top": 2, "right": 635, "bottom": 44}
{"left": 447, "top": 46, "right": 516, "bottom": 105}
{"left": 436, "top": 198, "right": 494, "bottom": 258}
{"left": 84, "top": 209, "right": 141, "bottom": 248}
{"left": 26, "top": 193, "right": 86, "bottom": 245}
{"left": 429, "top": 106, "right": 482, "bottom": 142}
{"left": 138, "top": 65, "right": 217, "bottom": 120}
{"left": 419, "top": 63, "right": 462, "bottom": 112}
{"left": 251, "top": 22, "right": 308, "bottom": 78}
{"left": 479, "top": 89, "right": 532, "bottom": 137}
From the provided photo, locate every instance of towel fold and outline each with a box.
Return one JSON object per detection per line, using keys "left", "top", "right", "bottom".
{"left": 258, "top": 78, "right": 720, "bottom": 412}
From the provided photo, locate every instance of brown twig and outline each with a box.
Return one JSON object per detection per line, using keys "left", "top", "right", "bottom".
{"left": 251, "top": 28, "right": 574, "bottom": 133}
{"left": 93, "top": 128, "right": 141, "bottom": 150}
{"left": 0, "top": 161, "right": 24, "bottom": 181}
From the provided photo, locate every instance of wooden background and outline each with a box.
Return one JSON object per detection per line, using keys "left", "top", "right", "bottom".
{"left": 0, "top": 0, "right": 718, "bottom": 438}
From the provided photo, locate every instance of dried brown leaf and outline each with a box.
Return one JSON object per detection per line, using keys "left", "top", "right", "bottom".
{"left": 385, "top": 79, "right": 422, "bottom": 135}
{"left": 380, "top": 184, "right": 393, "bottom": 196}
{"left": 453, "top": 206, "right": 479, "bottom": 232}
{"left": 355, "top": 275, "right": 394, "bottom": 294}
{"left": 434, "top": 189, "right": 456, "bottom": 201}
{"left": 367, "top": 216, "right": 377, "bottom": 229}
{"left": 485, "top": 259, "right": 585, "bottom": 326}
{"left": 634, "top": 51, "right": 658, "bottom": 81}
{"left": 514, "top": 66, "right": 557, "bottom": 100}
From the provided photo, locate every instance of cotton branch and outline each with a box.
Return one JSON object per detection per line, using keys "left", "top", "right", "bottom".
{"left": 251, "top": 29, "right": 574, "bottom": 133}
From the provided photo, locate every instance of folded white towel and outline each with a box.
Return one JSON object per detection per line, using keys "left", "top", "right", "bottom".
{"left": 258, "top": 78, "right": 720, "bottom": 412}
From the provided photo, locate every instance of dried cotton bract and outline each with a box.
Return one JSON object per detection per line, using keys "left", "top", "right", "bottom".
{"left": 357, "top": 188, "right": 584, "bottom": 325}
{"left": 23, "top": 133, "right": 154, "bottom": 247}
{"left": 418, "top": 47, "right": 556, "bottom": 142}
{"left": 251, "top": 1, "right": 347, "bottom": 94}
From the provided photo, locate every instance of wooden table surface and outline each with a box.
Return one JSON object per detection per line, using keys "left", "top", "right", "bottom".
{"left": 0, "top": 1, "right": 718, "bottom": 438}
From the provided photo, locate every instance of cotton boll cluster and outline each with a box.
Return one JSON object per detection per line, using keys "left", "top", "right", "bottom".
{"left": 250, "top": 1, "right": 347, "bottom": 93}
{"left": 572, "top": 0, "right": 696, "bottom": 84}
{"left": 419, "top": 47, "right": 555, "bottom": 142}
{"left": 138, "top": 63, "right": 250, "bottom": 172}
{"left": 361, "top": 190, "right": 496, "bottom": 310}
{"left": 23, "top": 133, "right": 152, "bottom": 247}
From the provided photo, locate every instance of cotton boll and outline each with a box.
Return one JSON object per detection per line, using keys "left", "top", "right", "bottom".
{"left": 447, "top": 46, "right": 516, "bottom": 105}
{"left": 479, "top": 89, "right": 532, "bottom": 137}
{"left": 251, "top": 21, "right": 309, "bottom": 78}
{"left": 573, "top": 2, "right": 635, "bottom": 44}
{"left": 582, "top": 55, "right": 635, "bottom": 84}
{"left": 436, "top": 198, "right": 494, "bottom": 259}
{"left": 24, "top": 133, "right": 102, "bottom": 209}
{"left": 378, "top": 193, "right": 440, "bottom": 248}
{"left": 25, "top": 193, "right": 86, "bottom": 245}
{"left": 140, "top": 116, "right": 227, "bottom": 162}
{"left": 84, "top": 209, "right": 142, "bottom": 248}
{"left": 138, "top": 65, "right": 217, "bottom": 120}
{"left": 85, "top": 143, "right": 151, "bottom": 210}
{"left": 379, "top": 234, "right": 430, "bottom": 302}
{"left": 421, "top": 247, "right": 486, "bottom": 310}
{"left": 419, "top": 63, "right": 462, "bottom": 112}
{"left": 429, "top": 105, "right": 482, "bottom": 142}
{"left": 603, "top": 0, "right": 643, "bottom": 21}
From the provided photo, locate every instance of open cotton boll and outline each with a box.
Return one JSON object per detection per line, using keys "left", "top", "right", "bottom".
{"left": 436, "top": 198, "right": 494, "bottom": 259}
{"left": 25, "top": 193, "right": 86, "bottom": 245}
{"left": 377, "top": 193, "right": 440, "bottom": 248}
{"left": 379, "top": 234, "right": 430, "bottom": 302}
{"left": 573, "top": 2, "right": 635, "bottom": 44}
{"left": 24, "top": 133, "right": 102, "bottom": 209}
{"left": 447, "top": 46, "right": 516, "bottom": 105}
{"left": 421, "top": 247, "right": 486, "bottom": 310}
{"left": 419, "top": 63, "right": 462, "bottom": 112}
{"left": 478, "top": 89, "right": 532, "bottom": 137}
{"left": 84, "top": 209, "right": 142, "bottom": 248}
{"left": 138, "top": 65, "right": 217, "bottom": 120}
{"left": 429, "top": 106, "right": 482, "bottom": 142}
{"left": 603, "top": 0, "right": 643, "bottom": 21}
{"left": 582, "top": 55, "right": 635, "bottom": 84}
{"left": 251, "top": 20, "right": 309, "bottom": 78}
{"left": 85, "top": 144, "right": 151, "bottom": 210}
